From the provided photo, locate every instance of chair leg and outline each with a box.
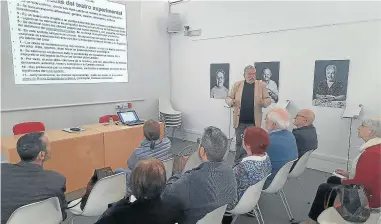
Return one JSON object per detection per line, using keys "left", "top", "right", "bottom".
{"left": 231, "top": 215, "right": 239, "bottom": 224}
{"left": 171, "top": 126, "right": 176, "bottom": 139}
{"left": 297, "top": 177, "right": 310, "bottom": 204}
{"left": 279, "top": 190, "right": 294, "bottom": 221}
{"left": 256, "top": 205, "right": 265, "bottom": 224}
{"left": 181, "top": 123, "right": 186, "bottom": 142}
{"left": 253, "top": 208, "right": 261, "bottom": 224}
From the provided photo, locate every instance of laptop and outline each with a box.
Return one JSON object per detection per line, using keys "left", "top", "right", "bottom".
{"left": 117, "top": 110, "right": 145, "bottom": 126}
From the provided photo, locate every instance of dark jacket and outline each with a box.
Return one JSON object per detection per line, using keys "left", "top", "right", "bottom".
{"left": 292, "top": 124, "right": 318, "bottom": 158}
{"left": 162, "top": 162, "right": 237, "bottom": 224}
{"left": 95, "top": 196, "right": 181, "bottom": 224}
{"left": 1, "top": 161, "right": 67, "bottom": 224}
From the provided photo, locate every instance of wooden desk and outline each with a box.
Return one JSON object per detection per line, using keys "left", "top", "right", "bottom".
{"left": 84, "top": 123, "right": 164, "bottom": 170}
{"left": 1, "top": 129, "right": 105, "bottom": 193}
{"left": 1, "top": 122, "right": 164, "bottom": 193}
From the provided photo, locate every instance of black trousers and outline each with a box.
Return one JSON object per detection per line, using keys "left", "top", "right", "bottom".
{"left": 308, "top": 176, "right": 342, "bottom": 221}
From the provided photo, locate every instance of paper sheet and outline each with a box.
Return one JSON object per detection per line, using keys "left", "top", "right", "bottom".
{"left": 342, "top": 104, "right": 362, "bottom": 118}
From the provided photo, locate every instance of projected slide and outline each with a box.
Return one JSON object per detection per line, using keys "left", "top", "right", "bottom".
{"left": 7, "top": 0, "right": 128, "bottom": 84}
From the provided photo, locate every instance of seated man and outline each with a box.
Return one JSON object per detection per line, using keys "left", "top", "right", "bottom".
{"left": 1, "top": 132, "right": 67, "bottom": 223}
{"left": 116, "top": 119, "right": 172, "bottom": 175}
{"left": 162, "top": 126, "right": 237, "bottom": 224}
{"left": 264, "top": 108, "right": 298, "bottom": 189}
{"left": 291, "top": 109, "right": 318, "bottom": 171}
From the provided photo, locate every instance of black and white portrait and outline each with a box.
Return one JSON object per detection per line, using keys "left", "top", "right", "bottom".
{"left": 210, "top": 63, "right": 230, "bottom": 99}
{"left": 312, "top": 60, "right": 350, "bottom": 108}
{"left": 255, "top": 61, "right": 280, "bottom": 103}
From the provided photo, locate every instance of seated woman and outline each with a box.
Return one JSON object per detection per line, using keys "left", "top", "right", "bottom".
{"left": 116, "top": 120, "right": 172, "bottom": 191}
{"left": 300, "top": 118, "right": 381, "bottom": 224}
{"left": 95, "top": 159, "right": 180, "bottom": 224}
{"left": 223, "top": 127, "right": 272, "bottom": 223}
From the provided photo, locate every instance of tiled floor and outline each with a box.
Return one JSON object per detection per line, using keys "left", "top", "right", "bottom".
{"left": 66, "top": 138, "right": 330, "bottom": 224}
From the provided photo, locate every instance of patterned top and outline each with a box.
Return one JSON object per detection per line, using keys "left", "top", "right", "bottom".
{"left": 315, "top": 80, "right": 345, "bottom": 97}
{"left": 228, "top": 154, "right": 272, "bottom": 210}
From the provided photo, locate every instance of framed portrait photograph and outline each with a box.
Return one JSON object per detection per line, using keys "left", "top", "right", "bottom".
{"left": 210, "top": 63, "right": 230, "bottom": 99}
{"left": 312, "top": 60, "right": 350, "bottom": 108}
{"left": 255, "top": 61, "right": 280, "bottom": 104}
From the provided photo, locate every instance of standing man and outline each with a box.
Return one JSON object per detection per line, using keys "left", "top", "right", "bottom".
{"left": 262, "top": 68, "right": 279, "bottom": 103}
{"left": 226, "top": 65, "right": 271, "bottom": 164}
{"left": 210, "top": 69, "right": 229, "bottom": 99}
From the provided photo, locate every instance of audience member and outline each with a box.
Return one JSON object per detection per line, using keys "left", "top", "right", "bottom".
{"left": 1, "top": 132, "right": 67, "bottom": 224}
{"left": 291, "top": 109, "right": 318, "bottom": 171}
{"left": 95, "top": 159, "right": 180, "bottom": 224}
{"left": 226, "top": 65, "right": 271, "bottom": 165}
{"left": 162, "top": 126, "right": 237, "bottom": 224}
{"left": 228, "top": 127, "right": 272, "bottom": 210}
{"left": 115, "top": 120, "right": 172, "bottom": 192}
{"left": 264, "top": 108, "right": 298, "bottom": 189}
{"left": 300, "top": 118, "right": 381, "bottom": 224}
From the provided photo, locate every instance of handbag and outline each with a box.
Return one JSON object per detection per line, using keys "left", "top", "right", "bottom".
{"left": 80, "top": 167, "right": 115, "bottom": 210}
{"left": 325, "top": 184, "right": 371, "bottom": 223}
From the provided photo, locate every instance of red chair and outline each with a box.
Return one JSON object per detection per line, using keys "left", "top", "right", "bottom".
{"left": 13, "top": 122, "right": 46, "bottom": 135}
{"left": 99, "top": 115, "right": 119, "bottom": 123}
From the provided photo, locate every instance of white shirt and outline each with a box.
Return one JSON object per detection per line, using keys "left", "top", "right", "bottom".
{"left": 265, "top": 80, "right": 279, "bottom": 103}
{"left": 210, "top": 86, "right": 229, "bottom": 99}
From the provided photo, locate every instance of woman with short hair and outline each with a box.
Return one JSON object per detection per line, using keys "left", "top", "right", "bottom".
{"left": 96, "top": 159, "right": 180, "bottom": 224}
{"left": 300, "top": 118, "right": 381, "bottom": 224}
{"left": 228, "top": 126, "right": 272, "bottom": 210}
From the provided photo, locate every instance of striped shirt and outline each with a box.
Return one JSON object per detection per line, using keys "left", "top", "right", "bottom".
{"left": 127, "top": 138, "right": 172, "bottom": 170}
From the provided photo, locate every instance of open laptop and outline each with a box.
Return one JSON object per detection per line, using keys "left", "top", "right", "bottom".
{"left": 117, "top": 110, "right": 145, "bottom": 126}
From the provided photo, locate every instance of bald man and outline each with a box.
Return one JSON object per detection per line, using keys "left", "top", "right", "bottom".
{"left": 291, "top": 109, "right": 318, "bottom": 171}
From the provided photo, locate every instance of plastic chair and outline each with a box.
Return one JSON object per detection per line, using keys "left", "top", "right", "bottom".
{"left": 6, "top": 197, "right": 62, "bottom": 224}
{"left": 318, "top": 207, "right": 381, "bottom": 224}
{"left": 182, "top": 149, "right": 202, "bottom": 174}
{"left": 99, "top": 115, "right": 119, "bottom": 123}
{"left": 67, "top": 173, "right": 126, "bottom": 224}
{"left": 13, "top": 122, "right": 45, "bottom": 135}
{"left": 163, "top": 158, "right": 174, "bottom": 180}
{"left": 228, "top": 175, "right": 270, "bottom": 224}
{"left": 159, "top": 98, "right": 185, "bottom": 140}
{"left": 262, "top": 159, "right": 298, "bottom": 222}
{"left": 196, "top": 205, "right": 227, "bottom": 224}
{"left": 288, "top": 150, "right": 314, "bottom": 204}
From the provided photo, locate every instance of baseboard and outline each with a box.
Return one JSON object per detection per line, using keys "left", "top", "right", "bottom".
{"left": 171, "top": 128, "right": 349, "bottom": 173}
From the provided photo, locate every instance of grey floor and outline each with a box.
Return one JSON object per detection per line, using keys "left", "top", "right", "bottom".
{"left": 66, "top": 138, "right": 330, "bottom": 224}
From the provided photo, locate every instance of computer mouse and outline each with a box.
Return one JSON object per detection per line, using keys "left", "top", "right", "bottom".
{"left": 70, "top": 127, "right": 81, "bottom": 132}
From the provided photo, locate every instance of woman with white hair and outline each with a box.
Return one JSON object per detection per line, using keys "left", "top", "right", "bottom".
{"left": 300, "top": 118, "right": 381, "bottom": 224}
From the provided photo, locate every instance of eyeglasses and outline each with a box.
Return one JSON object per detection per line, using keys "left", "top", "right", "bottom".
{"left": 295, "top": 114, "right": 307, "bottom": 119}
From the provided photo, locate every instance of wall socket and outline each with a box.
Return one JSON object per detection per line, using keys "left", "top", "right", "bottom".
{"left": 115, "top": 102, "right": 131, "bottom": 112}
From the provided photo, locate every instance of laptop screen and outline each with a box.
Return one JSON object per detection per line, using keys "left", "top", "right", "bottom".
{"left": 119, "top": 111, "right": 138, "bottom": 123}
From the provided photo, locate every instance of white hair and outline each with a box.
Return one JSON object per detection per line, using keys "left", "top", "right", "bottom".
{"left": 362, "top": 118, "right": 381, "bottom": 138}
{"left": 267, "top": 108, "right": 291, "bottom": 130}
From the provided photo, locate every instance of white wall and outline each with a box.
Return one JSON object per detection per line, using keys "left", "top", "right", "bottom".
{"left": 170, "top": 1, "right": 381, "bottom": 172}
{"left": 1, "top": 1, "right": 171, "bottom": 136}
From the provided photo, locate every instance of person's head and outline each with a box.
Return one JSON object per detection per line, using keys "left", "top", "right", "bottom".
{"left": 262, "top": 68, "right": 272, "bottom": 82}
{"left": 143, "top": 119, "right": 160, "bottom": 149}
{"left": 242, "top": 127, "right": 269, "bottom": 156}
{"left": 358, "top": 118, "right": 381, "bottom": 142}
{"left": 325, "top": 65, "right": 337, "bottom": 82}
{"left": 294, "top": 109, "right": 315, "bottom": 128}
{"left": 16, "top": 132, "right": 51, "bottom": 165}
{"left": 215, "top": 70, "right": 225, "bottom": 88}
{"left": 265, "top": 107, "right": 291, "bottom": 131}
{"left": 198, "top": 126, "right": 228, "bottom": 162}
{"left": 243, "top": 65, "right": 256, "bottom": 84}
{"left": 130, "top": 158, "right": 166, "bottom": 200}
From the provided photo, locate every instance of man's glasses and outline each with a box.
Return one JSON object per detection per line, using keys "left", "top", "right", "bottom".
{"left": 295, "top": 114, "right": 307, "bottom": 119}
